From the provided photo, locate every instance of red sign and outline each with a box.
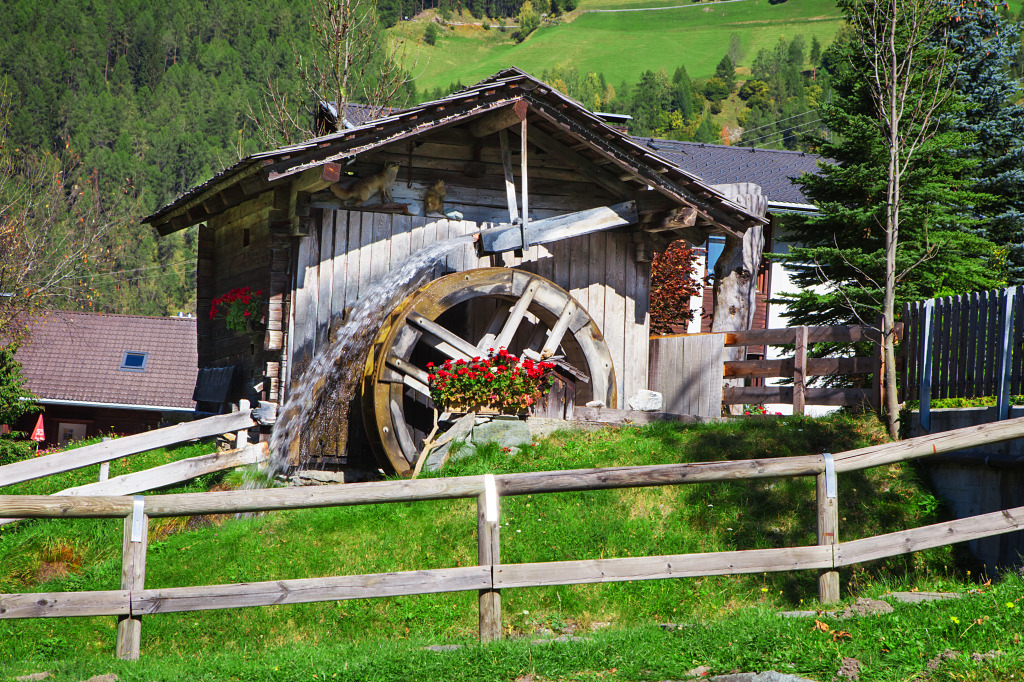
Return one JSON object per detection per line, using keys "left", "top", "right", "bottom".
{"left": 30, "top": 415, "right": 45, "bottom": 442}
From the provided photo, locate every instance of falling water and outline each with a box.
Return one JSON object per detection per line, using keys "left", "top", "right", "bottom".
{"left": 264, "top": 233, "right": 478, "bottom": 480}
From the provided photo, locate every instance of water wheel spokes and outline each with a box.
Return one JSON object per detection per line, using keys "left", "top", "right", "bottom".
{"left": 362, "top": 267, "right": 616, "bottom": 475}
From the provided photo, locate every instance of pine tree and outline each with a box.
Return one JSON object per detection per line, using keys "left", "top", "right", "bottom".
{"left": 671, "top": 65, "right": 695, "bottom": 120}
{"left": 714, "top": 54, "right": 736, "bottom": 92}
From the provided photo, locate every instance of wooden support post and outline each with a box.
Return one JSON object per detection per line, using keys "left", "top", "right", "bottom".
{"left": 236, "top": 399, "right": 250, "bottom": 448}
{"left": 477, "top": 474, "right": 501, "bottom": 642}
{"left": 816, "top": 454, "right": 839, "bottom": 604}
{"left": 793, "top": 326, "right": 807, "bottom": 416}
{"left": 116, "top": 497, "right": 148, "bottom": 660}
{"left": 520, "top": 118, "right": 529, "bottom": 250}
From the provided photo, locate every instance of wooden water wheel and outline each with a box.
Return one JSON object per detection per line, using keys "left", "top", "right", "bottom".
{"left": 362, "top": 267, "right": 616, "bottom": 475}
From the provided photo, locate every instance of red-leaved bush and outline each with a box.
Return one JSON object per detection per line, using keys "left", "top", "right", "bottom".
{"left": 650, "top": 240, "right": 702, "bottom": 335}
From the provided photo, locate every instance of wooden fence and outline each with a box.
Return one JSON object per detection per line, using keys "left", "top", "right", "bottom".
{"left": 650, "top": 325, "right": 893, "bottom": 417}
{"left": 3, "top": 415, "right": 1024, "bottom": 660}
{"left": 0, "top": 402, "right": 268, "bottom": 525}
{"left": 904, "top": 287, "right": 1023, "bottom": 430}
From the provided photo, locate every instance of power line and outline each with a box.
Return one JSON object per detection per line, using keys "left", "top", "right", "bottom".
{"left": 742, "top": 118, "right": 824, "bottom": 147}
{"left": 736, "top": 110, "right": 820, "bottom": 137}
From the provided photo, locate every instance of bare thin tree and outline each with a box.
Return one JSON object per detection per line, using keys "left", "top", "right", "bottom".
{"left": 0, "top": 86, "right": 137, "bottom": 341}
{"left": 248, "top": 0, "right": 414, "bottom": 149}
{"left": 846, "top": 0, "right": 953, "bottom": 437}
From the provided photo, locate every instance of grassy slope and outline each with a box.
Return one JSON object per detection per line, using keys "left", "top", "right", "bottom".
{"left": 400, "top": 0, "right": 845, "bottom": 92}
{"left": 3, "top": 414, "right": 1009, "bottom": 680}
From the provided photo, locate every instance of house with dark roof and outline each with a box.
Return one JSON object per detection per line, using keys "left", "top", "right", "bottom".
{"left": 11, "top": 312, "right": 198, "bottom": 446}
{"left": 637, "top": 138, "right": 822, "bottom": 336}
{"left": 144, "top": 67, "right": 768, "bottom": 474}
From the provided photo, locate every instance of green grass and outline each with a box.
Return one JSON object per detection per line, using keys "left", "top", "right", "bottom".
{"left": 3, "top": 413, "right": 1008, "bottom": 679}
{"left": 400, "top": 0, "right": 844, "bottom": 93}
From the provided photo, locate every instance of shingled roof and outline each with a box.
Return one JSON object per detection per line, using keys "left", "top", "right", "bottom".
{"left": 146, "top": 67, "right": 766, "bottom": 236}
{"left": 633, "top": 137, "right": 821, "bottom": 210}
{"left": 15, "top": 312, "right": 198, "bottom": 412}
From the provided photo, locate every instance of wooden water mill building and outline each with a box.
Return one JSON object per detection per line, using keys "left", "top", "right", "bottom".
{"left": 145, "top": 68, "right": 766, "bottom": 475}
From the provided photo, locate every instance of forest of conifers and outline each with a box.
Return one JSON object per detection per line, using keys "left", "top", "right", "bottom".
{"left": 2, "top": 0, "right": 1022, "bottom": 318}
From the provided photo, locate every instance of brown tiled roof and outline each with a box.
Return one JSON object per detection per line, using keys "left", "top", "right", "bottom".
{"left": 14, "top": 312, "right": 198, "bottom": 411}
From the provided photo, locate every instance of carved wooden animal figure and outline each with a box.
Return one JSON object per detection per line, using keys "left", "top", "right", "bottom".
{"left": 424, "top": 179, "right": 446, "bottom": 216}
{"left": 330, "top": 162, "right": 400, "bottom": 205}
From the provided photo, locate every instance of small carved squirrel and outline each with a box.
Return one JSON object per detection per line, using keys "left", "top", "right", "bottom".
{"left": 330, "top": 161, "right": 400, "bottom": 205}
{"left": 423, "top": 179, "right": 446, "bottom": 216}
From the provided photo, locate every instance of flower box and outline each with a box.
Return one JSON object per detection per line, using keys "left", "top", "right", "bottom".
{"left": 427, "top": 348, "right": 555, "bottom": 414}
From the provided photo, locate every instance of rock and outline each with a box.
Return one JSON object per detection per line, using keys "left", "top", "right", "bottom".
{"left": 444, "top": 210, "right": 464, "bottom": 220}
{"left": 423, "top": 644, "right": 463, "bottom": 652}
{"left": 885, "top": 591, "right": 964, "bottom": 604}
{"left": 970, "top": 651, "right": 1000, "bottom": 662}
{"left": 837, "top": 657, "right": 861, "bottom": 680}
{"left": 84, "top": 675, "right": 119, "bottom": 682}
{"left": 15, "top": 674, "right": 52, "bottom": 682}
{"left": 471, "top": 416, "right": 533, "bottom": 452}
{"left": 685, "top": 666, "right": 712, "bottom": 679}
{"left": 291, "top": 470, "right": 345, "bottom": 485}
{"left": 628, "top": 389, "right": 663, "bottom": 412}
{"left": 839, "top": 598, "right": 894, "bottom": 618}
{"left": 776, "top": 610, "right": 822, "bottom": 618}
{"left": 710, "top": 673, "right": 817, "bottom": 682}
{"left": 926, "top": 649, "right": 960, "bottom": 671}
{"left": 423, "top": 414, "right": 476, "bottom": 471}
{"left": 585, "top": 400, "right": 605, "bottom": 408}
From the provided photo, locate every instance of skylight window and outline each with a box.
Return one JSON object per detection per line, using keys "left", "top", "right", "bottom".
{"left": 120, "top": 351, "right": 149, "bottom": 372}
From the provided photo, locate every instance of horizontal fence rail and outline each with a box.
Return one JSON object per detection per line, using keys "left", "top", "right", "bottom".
{"left": 721, "top": 324, "right": 900, "bottom": 415}
{"left": 0, "top": 409, "right": 258, "bottom": 489}
{"left": 4, "top": 416, "right": 1024, "bottom": 659}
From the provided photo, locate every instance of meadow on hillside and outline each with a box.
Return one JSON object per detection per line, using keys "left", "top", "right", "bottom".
{"left": 400, "top": 0, "right": 844, "bottom": 91}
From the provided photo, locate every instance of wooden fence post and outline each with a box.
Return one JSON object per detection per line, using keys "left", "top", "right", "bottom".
{"left": 236, "top": 399, "right": 250, "bottom": 448}
{"left": 477, "top": 474, "right": 501, "bottom": 642}
{"left": 116, "top": 496, "right": 148, "bottom": 660}
{"left": 793, "top": 326, "right": 808, "bottom": 416}
{"left": 816, "top": 454, "right": 839, "bottom": 604}
{"left": 919, "top": 300, "right": 934, "bottom": 433}
{"left": 997, "top": 289, "right": 1016, "bottom": 421}
{"left": 98, "top": 437, "right": 111, "bottom": 483}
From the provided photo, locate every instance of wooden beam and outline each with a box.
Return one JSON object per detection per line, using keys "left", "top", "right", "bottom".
{"left": 493, "top": 546, "right": 833, "bottom": 588}
{"left": 644, "top": 206, "right": 697, "bottom": 233}
{"left": 467, "top": 100, "right": 528, "bottom": 138}
{"left": 498, "top": 128, "right": 519, "bottom": 225}
{"left": 479, "top": 202, "right": 638, "bottom": 255}
{"left": 293, "top": 162, "right": 343, "bottom": 195}
{"left": 132, "top": 567, "right": 492, "bottom": 614}
{"left": 521, "top": 118, "right": 529, "bottom": 248}
{"left": 0, "top": 590, "right": 131, "bottom": 619}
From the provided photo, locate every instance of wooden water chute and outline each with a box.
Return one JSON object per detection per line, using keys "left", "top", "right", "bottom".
{"left": 363, "top": 268, "right": 615, "bottom": 475}
{"left": 143, "top": 67, "right": 766, "bottom": 473}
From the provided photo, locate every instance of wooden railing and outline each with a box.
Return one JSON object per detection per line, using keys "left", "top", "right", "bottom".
{"left": 3, "top": 416, "right": 1024, "bottom": 660}
{"left": 723, "top": 325, "right": 898, "bottom": 415}
{"left": 0, "top": 402, "right": 269, "bottom": 525}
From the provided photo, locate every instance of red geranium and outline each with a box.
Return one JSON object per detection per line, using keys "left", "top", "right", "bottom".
{"left": 210, "top": 286, "right": 265, "bottom": 333}
{"left": 427, "top": 348, "right": 555, "bottom": 412}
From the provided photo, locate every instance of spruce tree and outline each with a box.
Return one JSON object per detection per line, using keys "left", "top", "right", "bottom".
{"left": 945, "top": 0, "right": 1024, "bottom": 283}
{"left": 778, "top": 29, "right": 1000, "bottom": 329}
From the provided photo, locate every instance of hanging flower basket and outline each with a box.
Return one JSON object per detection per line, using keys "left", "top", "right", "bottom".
{"left": 427, "top": 348, "right": 556, "bottom": 415}
{"left": 210, "top": 287, "right": 265, "bottom": 335}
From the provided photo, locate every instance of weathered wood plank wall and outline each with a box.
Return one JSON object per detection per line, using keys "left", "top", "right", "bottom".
{"left": 287, "top": 209, "right": 650, "bottom": 407}
{"left": 648, "top": 333, "right": 724, "bottom": 418}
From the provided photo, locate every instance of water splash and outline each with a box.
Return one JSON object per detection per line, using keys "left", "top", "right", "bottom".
{"left": 265, "top": 233, "right": 477, "bottom": 479}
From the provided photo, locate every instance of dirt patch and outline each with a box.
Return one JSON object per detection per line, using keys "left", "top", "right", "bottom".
{"left": 34, "top": 561, "right": 74, "bottom": 584}
{"left": 840, "top": 598, "right": 893, "bottom": 618}
{"left": 837, "top": 657, "right": 861, "bottom": 680}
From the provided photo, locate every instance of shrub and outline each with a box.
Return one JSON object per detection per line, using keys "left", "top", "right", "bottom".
{"left": 424, "top": 22, "right": 439, "bottom": 45}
